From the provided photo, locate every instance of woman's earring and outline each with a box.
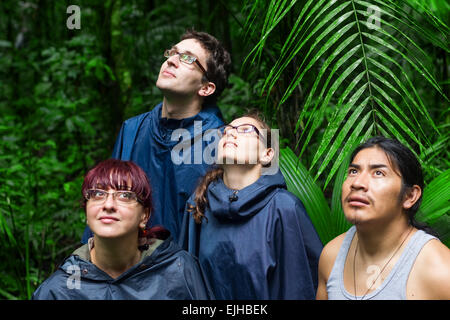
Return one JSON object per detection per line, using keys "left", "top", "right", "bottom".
{"left": 138, "top": 226, "right": 149, "bottom": 250}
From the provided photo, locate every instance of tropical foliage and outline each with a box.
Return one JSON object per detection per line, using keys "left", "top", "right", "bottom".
{"left": 244, "top": 0, "right": 449, "bottom": 245}
{"left": 0, "top": 0, "right": 448, "bottom": 299}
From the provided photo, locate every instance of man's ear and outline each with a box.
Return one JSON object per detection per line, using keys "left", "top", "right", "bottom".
{"left": 260, "top": 147, "right": 275, "bottom": 167}
{"left": 198, "top": 82, "right": 216, "bottom": 97}
{"left": 402, "top": 185, "right": 422, "bottom": 210}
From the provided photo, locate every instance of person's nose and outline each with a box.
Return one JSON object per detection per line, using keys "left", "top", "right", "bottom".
{"left": 166, "top": 53, "right": 180, "bottom": 68}
{"left": 102, "top": 193, "right": 117, "bottom": 212}
{"left": 350, "top": 171, "right": 368, "bottom": 192}
{"left": 226, "top": 127, "right": 238, "bottom": 139}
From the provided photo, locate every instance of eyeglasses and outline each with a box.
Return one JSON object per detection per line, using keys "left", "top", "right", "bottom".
{"left": 164, "top": 49, "right": 208, "bottom": 79}
{"left": 85, "top": 189, "right": 142, "bottom": 206}
{"left": 218, "top": 124, "right": 263, "bottom": 139}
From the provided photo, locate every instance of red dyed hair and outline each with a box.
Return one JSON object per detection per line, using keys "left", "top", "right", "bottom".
{"left": 81, "top": 159, "right": 170, "bottom": 244}
{"left": 81, "top": 158, "right": 153, "bottom": 212}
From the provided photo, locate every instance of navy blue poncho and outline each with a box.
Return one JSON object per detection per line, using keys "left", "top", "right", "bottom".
{"left": 33, "top": 237, "right": 213, "bottom": 300}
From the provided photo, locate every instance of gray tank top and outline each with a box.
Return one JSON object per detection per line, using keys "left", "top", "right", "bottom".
{"left": 327, "top": 226, "right": 437, "bottom": 300}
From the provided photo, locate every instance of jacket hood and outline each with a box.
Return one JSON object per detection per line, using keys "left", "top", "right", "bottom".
{"left": 62, "top": 237, "right": 182, "bottom": 281}
{"left": 151, "top": 103, "right": 224, "bottom": 147}
{"left": 207, "top": 170, "right": 286, "bottom": 222}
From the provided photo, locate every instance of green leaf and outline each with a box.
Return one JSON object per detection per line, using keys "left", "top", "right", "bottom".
{"left": 0, "top": 287, "right": 18, "bottom": 300}
{"left": 417, "top": 169, "right": 450, "bottom": 225}
{"left": 245, "top": 0, "right": 445, "bottom": 188}
{"left": 313, "top": 96, "right": 370, "bottom": 181}
{"left": 261, "top": 0, "right": 329, "bottom": 91}
{"left": 295, "top": 51, "right": 363, "bottom": 136}
{"left": 310, "top": 71, "right": 367, "bottom": 169}
{"left": 280, "top": 147, "right": 331, "bottom": 244}
{"left": 330, "top": 155, "right": 353, "bottom": 236}
{"left": 244, "top": 0, "right": 302, "bottom": 66}
{"left": 323, "top": 113, "right": 374, "bottom": 189}
{"left": 0, "top": 207, "right": 17, "bottom": 247}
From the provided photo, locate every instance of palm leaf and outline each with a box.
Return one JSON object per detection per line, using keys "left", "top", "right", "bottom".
{"left": 279, "top": 147, "right": 332, "bottom": 244}
{"left": 330, "top": 156, "right": 353, "bottom": 236}
{"left": 244, "top": 0, "right": 448, "bottom": 186}
{"left": 417, "top": 169, "right": 450, "bottom": 225}
{"left": 243, "top": 0, "right": 301, "bottom": 66}
{"left": 417, "top": 169, "right": 450, "bottom": 246}
{"left": 420, "top": 131, "right": 449, "bottom": 171}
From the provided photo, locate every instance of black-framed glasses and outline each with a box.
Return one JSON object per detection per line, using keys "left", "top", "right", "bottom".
{"left": 85, "top": 189, "right": 142, "bottom": 206}
{"left": 164, "top": 49, "right": 208, "bottom": 79}
{"left": 217, "top": 124, "right": 262, "bottom": 139}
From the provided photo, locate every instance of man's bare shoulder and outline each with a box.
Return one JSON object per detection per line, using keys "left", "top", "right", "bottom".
{"left": 322, "top": 233, "right": 347, "bottom": 258}
{"left": 318, "top": 232, "right": 348, "bottom": 277}
{"left": 408, "top": 238, "right": 450, "bottom": 299}
{"left": 316, "top": 231, "right": 350, "bottom": 300}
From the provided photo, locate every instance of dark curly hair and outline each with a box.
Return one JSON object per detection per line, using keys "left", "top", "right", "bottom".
{"left": 181, "top": 29, "right": 231, "bottom": 105}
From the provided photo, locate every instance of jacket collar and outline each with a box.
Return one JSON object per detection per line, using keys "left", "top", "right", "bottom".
{"left": 157, "top": 102, "right": 223, "bottom": 129}
{"left": 72, "top": 237, "right": 164, "bottom": 263}
{"left": 65, "top": 237, "right": 167, "bottom": 281}
{"left": 150, "top": 103, "right": 224, "bottom": 146}
{"left": 207, "top": 169, "right": 286, "bottom": 221}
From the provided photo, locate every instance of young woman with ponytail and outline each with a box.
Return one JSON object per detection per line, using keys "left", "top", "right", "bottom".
{"left": 179, "top": 113, "right": 323, "bottom": 299}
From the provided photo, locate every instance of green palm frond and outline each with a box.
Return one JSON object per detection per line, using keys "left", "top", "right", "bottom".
{"left": 245, "top": 0, "right": 448, "bottom": 188}
{"left": 417, "top": 169, "right": 450, "bottom": 246}
{"left": 280, "top": 147, "right": 333, "bottom": 244}
{"left": 417, "top": 169, "right": 450, "bottom": 226}
{"left": 330, "top": 154, "right": 353, "bottom": 237}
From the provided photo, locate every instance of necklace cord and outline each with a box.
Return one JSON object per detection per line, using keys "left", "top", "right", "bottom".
{"left": 353, "top": 226, "right": 413, "bottom": 300}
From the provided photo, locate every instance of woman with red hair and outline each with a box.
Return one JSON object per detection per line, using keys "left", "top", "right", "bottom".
{"left": 33, "top": 159, "right": 212, "bottom": 299}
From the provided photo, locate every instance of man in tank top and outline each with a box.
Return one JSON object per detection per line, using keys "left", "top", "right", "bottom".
{"left": 316, "top": 136, "right": 450, "bottom": 300}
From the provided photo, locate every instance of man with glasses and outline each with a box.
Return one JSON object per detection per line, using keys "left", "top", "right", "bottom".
{"left": 82, "top": 30, "right": 231, "bottom": 243}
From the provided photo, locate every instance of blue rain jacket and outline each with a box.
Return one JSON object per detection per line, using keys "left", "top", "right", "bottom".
{"left": 32, "top": 237, "right": 214, "bottom": 300}
{"left": 179, "top": 170, "right": 323, "bottom": 300}
{"left": 82, "top": 103, "right": 224, "bottom": 243}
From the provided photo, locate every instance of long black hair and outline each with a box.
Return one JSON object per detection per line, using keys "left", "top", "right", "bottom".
{"left": 350, "top": 136, "right": 438, "bottom": 237}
